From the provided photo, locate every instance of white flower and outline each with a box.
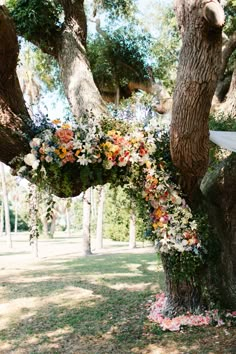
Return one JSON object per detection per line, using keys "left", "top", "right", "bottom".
{"left": 24, "top": 153, "right": 40, "bottom": 170}
{"left": 45, "top": 155, "right": 53, "bottom": 163}
{"left": 45, "top": 146, "right": 55, "bottom": 154}
{"left": 190, "top": 220, "right": 197, "bottom": 230}
{"left": 73, "top": 140, "right": 83, "bottom": 149}
{"left": 103, "top": 160, "right": 113, "bottom": 170}
{"left": 30, "top": 138, "right": 41, "bottom": 148}
{"left": 32, "top": 160, "right": 40, "bottom": 170}
{"left": 182, "top": 239, "right": 188, "bottom": 246}
{"left": 77, "top": 155, "right": 90, "bottom": 166}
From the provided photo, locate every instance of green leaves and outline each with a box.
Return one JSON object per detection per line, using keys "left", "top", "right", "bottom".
{"left": 93, "top": 0, "right": 136, "bottom": 19}
{"left": 7, "top": 0, "right": 62, "bottom": 47}
{"left": 87, "top": 24, "right": 153, "bottom": 91}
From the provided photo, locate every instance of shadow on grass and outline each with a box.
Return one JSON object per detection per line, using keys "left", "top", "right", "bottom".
{"left": 0, "top": 252, "right": 235, "bottom": 354}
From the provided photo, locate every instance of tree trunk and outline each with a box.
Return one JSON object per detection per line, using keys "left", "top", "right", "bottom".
{"left": 0, "top": 202, "right": 3, "bottom": 237}
{"left": 0, "top": 162, "right": 12, "bottom": 248}
{"left": 201, "top": 154, "right": 236, "bottom": 309}
{"left": 95, "top": 186, "right": 105, "bottom": 250}
{"left": 0, "top": 6, "right": 33, "bottom": 165}
{"left": 66, "top": 206, "right": 71, "bottom": 237}
{"left": 163, "top": 0, "right": 225, "bottom": 314}
{"left": 82, "top": 188, "right": 92, "bottom": 256}
{"left": 42, "top": 216, "right": 49, "bottom": 238}
{"left": 129, "top": 205, "right": 136, "bottom": 249}
{"left": 162, "top": 255, "right": 202, "bottom": 316}
{"left": 171, "top": 0, "right": 224, "bottom": 198}
{"left": 49, "top": 214, "right": 57, "bottom": 238}
{"left": 14, "top": 194, "right": 18, "bottom": 234}
{"left": 219, "top": 66, "right": 236, "bottom": 117}
{"left": 57, "top": 2, "right": 107, "bottom": 120}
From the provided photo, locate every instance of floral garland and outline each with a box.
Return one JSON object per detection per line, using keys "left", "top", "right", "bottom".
{"left": 16, "top": 116, "right": 201, "bottom": 255}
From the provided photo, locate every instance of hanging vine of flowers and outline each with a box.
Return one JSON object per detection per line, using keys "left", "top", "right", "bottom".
{"left": 14, "top": 115, "right": 202, "bottom": 257}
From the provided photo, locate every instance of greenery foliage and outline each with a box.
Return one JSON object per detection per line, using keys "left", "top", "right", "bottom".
{"left": 103, "top": 185, "right": 145, "bottom": 242}
{"left": 93, "top": 0, "right": 136, "bottom": 19}
{"left": 7, "top": 0, "right": 62, "bottom": 47}
{"left": 87, "top": 24, "right": 153, "bottom": 91}
{"left": 151, "top": 8, "right": 180, "bottom": 91}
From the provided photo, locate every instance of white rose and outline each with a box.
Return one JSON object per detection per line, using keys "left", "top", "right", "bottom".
{"left": 45, "top": 155, "right": 53, "bottom": 163}
{"left": 24, "top": 153, "right": 40, "bottom": 170}
{"left": 24, "top": 153, "right": 37, "bottom": 167}
{"left": 30, "top": 138, "right": 41, "bottom": 148}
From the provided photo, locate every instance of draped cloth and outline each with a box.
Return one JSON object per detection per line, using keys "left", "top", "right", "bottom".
{"left": 209, "top": 131, "right": 236, "bottom": 152}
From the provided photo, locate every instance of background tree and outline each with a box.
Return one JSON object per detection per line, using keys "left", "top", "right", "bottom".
{"left": 82, "top": 188, "right": 92, "bottom": 256}
{"left": 0, "top": 163, "right": 12, "bottom": 248}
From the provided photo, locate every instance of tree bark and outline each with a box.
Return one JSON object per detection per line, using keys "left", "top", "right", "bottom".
{"left": 162, "top": 255, "right": 202, "bottom": 316}
{"left": 57, "top": 0, "right": 107, "bottom": 119}
{"left": 82, "top": 188, "right": 92, "bottom": 255}
{"left": 163, "top": 0, "right": 225, "bottom": 314}
{"left": 14, "top": 194, "right": 18, "bottom": 234}
{"left": 171, "top": 0, "right": 224, "bottom": 198}
{"left": 66, "top": 206, "right": 71, "bottom": 237}
{"left": 129, "top": 205, "right": 136, "bottom": 249}
{"left": 95, "top": 186, "right": 105, "bottom": 250}
{"left": 0, "top": 162, "right": 12, "bottom": 248}
{"left": 215, "top": 32, "right": 236, "bottom": 102}
{"left": 0, "top": 6, "right": 33, "bottom": 165}
{"left": 219, "top": 65, "right": 236, "bottom": 117}
{"left": 201, "top": 154, "right": 236, "bottom": 308}
{"left": 0, "top": 202, "right": 3, "bottom": 237}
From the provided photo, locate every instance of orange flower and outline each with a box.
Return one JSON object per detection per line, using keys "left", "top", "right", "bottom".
{"left": 55, "top": 128, "right": 74, "bottom": 143}
{"left": 52, "top": 119, "right": 61, "bottom": 125}
{"left": 61, "top": 123, "right": 71, "bottom": 129}
{"left": 154, "top": 207, "right": 163, "bottom": 218}
{"left": 75, "top": 149, "right": 81, "bottom": 157}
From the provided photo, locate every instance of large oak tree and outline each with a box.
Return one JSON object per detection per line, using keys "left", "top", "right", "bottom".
{"left": 0, "top": 0, "right": 235, "bottom": 313}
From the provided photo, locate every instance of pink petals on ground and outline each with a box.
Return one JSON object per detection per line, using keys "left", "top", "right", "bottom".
{"left": 147, "top": 293, "right": 236, "bottom": 332}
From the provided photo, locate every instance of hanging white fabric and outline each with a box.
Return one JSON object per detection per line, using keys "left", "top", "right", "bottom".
{"left": 209, "top": 131, "right": 236, "bottom": 152}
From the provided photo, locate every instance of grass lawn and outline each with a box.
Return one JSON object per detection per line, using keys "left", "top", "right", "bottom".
{"left": 0, "top": 242, "right": 236, "bottom": 353}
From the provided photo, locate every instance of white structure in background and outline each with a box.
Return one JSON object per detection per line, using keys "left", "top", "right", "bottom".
{"left": 209, "top": 131, "right": 236, "bottom": 152}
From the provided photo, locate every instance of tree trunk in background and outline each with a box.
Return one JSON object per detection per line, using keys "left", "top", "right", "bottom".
{"left": 220, "top": 66, "right": 236, "bottom": 118}
{"left": 82, "top": 188, "right": 92, "bottom": 256}
{"left": 129, "top": 206, "right": 136, "bottom": 249}
{"left": 66, "top": 206, "right": 71, "bottom": 237}
{"left": 42, "top": 217, "right": 49, "bottom": 238}
{"left": 0, "top": 202, "right": 3, "bottom": 237}
{"left": 49, "top": 214, "right": 57, "bottom": 237}
{"left": 91, "top": 188, "right": 97, "bottom": 220}
{"left": 96, "top": 186, "right": 105, "bottom": 250}
{"left": 57, "top": 2, "right": 107, "bottom": 120}
{"left": 14, "top": 194, "right": 18, "bottom": 234}
{"left": 0, "top": 162, "right": 12, "bottom": 248}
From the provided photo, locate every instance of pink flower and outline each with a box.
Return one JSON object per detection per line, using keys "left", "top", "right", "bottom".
{"left": 55, "top": 128, "right": 74, "bottom": 143}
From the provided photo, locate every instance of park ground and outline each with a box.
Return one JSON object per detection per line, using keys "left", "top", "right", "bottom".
{"left": 0, "top": 233, "right": 236, "bottom": 354}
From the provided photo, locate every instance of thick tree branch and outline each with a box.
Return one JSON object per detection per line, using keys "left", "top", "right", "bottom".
{"left": 57, "top": 0, "right": 107, "bottom": 119}
{"left": 219, "top": 32, "right": 236, "bottom": 80}
{"left": 0, "top": 6, "right": 33, "bottom": 164}
{"left": 59, "top": 0, "right": 87, "bottom": 46}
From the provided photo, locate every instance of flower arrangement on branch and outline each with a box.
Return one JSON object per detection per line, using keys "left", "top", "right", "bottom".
{"left": 13, "top": 114, "right": 202, "bottom": 256}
